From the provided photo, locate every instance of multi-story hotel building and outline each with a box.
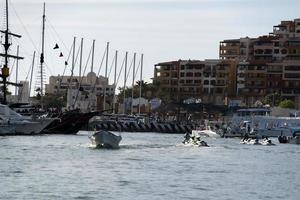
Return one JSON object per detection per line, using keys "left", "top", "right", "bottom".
{"left": 153, "top": 18, "right": 300, "bottom": 107}
{"left": 153, "top": 59, "right": 237, "bottom": 105}
{"left": 222, "top": 18, "right": 300, "bottom": 106}
{"left": 219, "top": 37, "right": 256, "bottom": 61}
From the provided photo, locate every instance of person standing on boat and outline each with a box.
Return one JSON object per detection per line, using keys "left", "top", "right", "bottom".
{"left": 183, "top": 132, "right": 191, "bottom": 143}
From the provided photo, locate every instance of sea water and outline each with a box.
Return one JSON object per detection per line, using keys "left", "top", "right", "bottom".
{"left": 0, "top": 132, "right": 299, "bottom": 200}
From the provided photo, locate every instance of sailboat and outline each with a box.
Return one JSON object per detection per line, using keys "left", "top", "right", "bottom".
{"left": 38, "top": 12, "right": 100, "bottom": 134}
{"left": 0, "top": 0, "right": 55, "bottom": 135}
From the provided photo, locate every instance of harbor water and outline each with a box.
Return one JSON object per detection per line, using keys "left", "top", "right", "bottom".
{"left": 0, "top": 132, "right": 299, "bottom": 200}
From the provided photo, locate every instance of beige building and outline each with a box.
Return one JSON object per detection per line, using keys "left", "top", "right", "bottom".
{"left": 45, "top": 72, "right": 114, "bottom": 96}
{"left": 46, "top": 72, "right": 115, "bottom": 112}
{"left": 221, "top": 18, "right": 300, "bottom": 107}
{"left": 153, "top": 59, "right": 237, "bottom": 105}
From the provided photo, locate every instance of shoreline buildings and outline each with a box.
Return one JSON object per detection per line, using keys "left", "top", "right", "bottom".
{"left": 153, "top": 18, "right": 300, "bottom": 108}
{"left": 45, "top": 72, "right": 114, "bottom": 112}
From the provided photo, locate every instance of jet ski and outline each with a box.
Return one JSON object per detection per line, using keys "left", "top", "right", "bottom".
{"left": 182, "top": 133, "right": 209, "bottom": 147}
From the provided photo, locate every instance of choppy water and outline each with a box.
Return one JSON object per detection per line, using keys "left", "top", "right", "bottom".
{"left": 0, "top": 132, "right": 299, "bottom": 200}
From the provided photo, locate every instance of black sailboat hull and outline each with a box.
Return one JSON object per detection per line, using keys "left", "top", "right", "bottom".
{"left": 42, "top": 111, "right": 99, "bottom": 134}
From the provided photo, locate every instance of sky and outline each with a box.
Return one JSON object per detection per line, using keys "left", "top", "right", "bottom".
{"left": 1, "top": 0, "right": 300, "bottom": 95}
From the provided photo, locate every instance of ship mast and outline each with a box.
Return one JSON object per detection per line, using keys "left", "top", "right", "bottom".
{"left": 39, "top": 2, "right": 46, "bottom": 107}
{"left": 0, "top": 0, "right": 23, "bottom": 104}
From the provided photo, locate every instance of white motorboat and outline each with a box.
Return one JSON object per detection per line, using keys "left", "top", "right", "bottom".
{"left": 192, "top": 128, "right": 220, "bottom": 138}
{"left": 229, "top": 108, "right": 300, "bottom": 137}
{"left": 0, "top": 104, "right": 55, "bottom": 135}
{"left": 89, "top": 130, "right": 122, "bottom": 149}
{"left": 192, "top": 120, "right": 221, "bottom": 138}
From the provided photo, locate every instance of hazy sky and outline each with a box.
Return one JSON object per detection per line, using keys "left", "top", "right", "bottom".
{"left": 1, "top": 0, "right": 300, "bottom": 94}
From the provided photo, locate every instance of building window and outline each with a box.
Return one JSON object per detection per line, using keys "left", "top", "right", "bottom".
{"left": 281, "top": 49, "right": 287, "bottom": 54}
{"left": 194, "top": 72, "right": 202, "bottom": 77}
{"left": 204, "top": 80, "right": 209, "bottom": 85}
{"left": 180, "top": 72, "right": 185, "bottom": 77}
{"left": 186, "top": 72, "right": 193, "bottom": 77}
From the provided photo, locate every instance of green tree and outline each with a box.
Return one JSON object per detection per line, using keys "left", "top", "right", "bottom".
{"left": 279, "top": 99, "right": 295, "bottom": 109}
{"left": 262, "top": 93, "right": 282, "bottom": 106}
{"left": 43, "top": 93, "right": 67, "bottom": 109}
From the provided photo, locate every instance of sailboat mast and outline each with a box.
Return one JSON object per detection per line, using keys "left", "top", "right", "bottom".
{"left": 123, "top": 52, "right": 128, "bottom": 114}
{"left": 4, "top": 0, "right": 9, "bottom": 68}
{"left": 103, "top": 42, "right": 109, "bottom": 111}
{"left": 113, "top": 50, "right": 118, "bottom": 114}
{"left": 131, "top": 53, "right": 136, "bottom": 115}
{"left": 0, "top": 0, "right": 23, "bottom": 104}
{"left": 138, "top": 54, "right": 143, "bottom": 115}
{"left": 29, "top": 51, "right": 36, "bottom": 100}
{"left": 2, "top": 0, "right": 10, "bottom": 104}
{"left": 79, "top": 38, "right": 83, "bottom": 78}
{"left": 91, "top": 40, "right": 95, "bottom": 72}
{"left": 71, "top": 37, "right": 76, "bottom": 77}
{"left": 40, "top": 2, "right": 46, "bottom": 108}
{"left": 15, "top": 45, "right": 19, "bottom": 96}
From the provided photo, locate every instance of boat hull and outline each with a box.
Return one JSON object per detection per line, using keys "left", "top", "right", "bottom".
{"left": 15, "top": 118, "right": 54, "bottom": 134}
{"left": 89, "top": 130, "right": 122, "bottom": 149}
{"left": 43, "top": 111, "right": 98, "bottom": 134}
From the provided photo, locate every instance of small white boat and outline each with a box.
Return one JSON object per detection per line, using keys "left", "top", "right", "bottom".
{"left": 89, "top": 130, "right": 122, "bottom": 149}
{"left": 192, "top": 128, "right": 220, "bottom": 138}
{"left": 192, "top": 120, "right": 221, "bottom": 138}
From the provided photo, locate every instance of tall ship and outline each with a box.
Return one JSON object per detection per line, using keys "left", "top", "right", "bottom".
{"left": 0, "top": 0, "right": 54, "bottom": 135}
